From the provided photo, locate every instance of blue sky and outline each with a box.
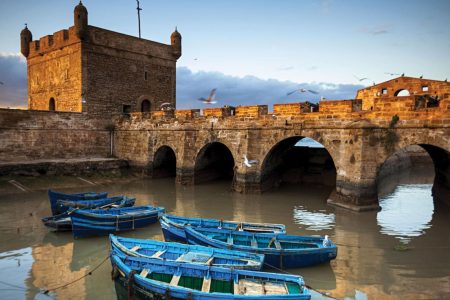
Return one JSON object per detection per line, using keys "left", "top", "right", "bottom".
{"left": 0, "top": 0, "right": 449, "bottom": 108}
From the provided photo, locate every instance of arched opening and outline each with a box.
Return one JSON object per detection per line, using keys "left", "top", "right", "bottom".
{"left": 152, "top": 146, "right": 176, "bottom": 178}
{"left": 194, "top": 142, "right": 235, "bottom": 184}
{"left": 141, "top": 99, "right": 151, "bottom": 112}
{"left": 394, "top": 89, "right": 410, "bottom": 97}
{"left": 377, "top": 144, "right": 450, "bottom": 242}
{"left": 49, "top": 98, "right": 55, "bottom": 111}
{"left": 261, "top": 136, "right": 336, "bottom": 191}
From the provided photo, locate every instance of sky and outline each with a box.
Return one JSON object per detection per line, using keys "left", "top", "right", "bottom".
{"left": 0, "top": 0, "right": 449, "bottom": 108}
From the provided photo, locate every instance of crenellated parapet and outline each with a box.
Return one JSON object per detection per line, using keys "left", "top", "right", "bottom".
{"left": 122, "top": 92, "right": 449, "bottom": 124}
{"left": 28, "top": 27, "right": 80, "bottom": 58}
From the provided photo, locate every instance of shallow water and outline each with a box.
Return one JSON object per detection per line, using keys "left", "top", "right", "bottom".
{"left": 0, "top": 164, "right": 449, "bottom": 300}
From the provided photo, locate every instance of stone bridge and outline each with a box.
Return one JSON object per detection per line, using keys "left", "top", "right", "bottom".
{"left": 114, "top": 93, "right": 450, "bottom": 211}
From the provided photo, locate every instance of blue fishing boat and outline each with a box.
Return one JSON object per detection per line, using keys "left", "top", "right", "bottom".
{"left": 48, "top": 189, "right": 108, "bottom": 215}
{"left": 42, "top": 197, "right": 136, "bottom": 232}
{"left": 56, "top": 195, "right": 136, "bottom": 214}
{"left": 70, "top": 206, "right": 165, "bottom": 238}
{"left": 185, "top": 227, "right": 337, "bottom": 269}
{"left": 110, "top": 235, "right": 265, "bottom": 270}
{"left": 160, "top": 214, "right": 286, "bottom": 243}
{"left": 110, "top": 253, "right": 310, "bottom": 299}
{"left": 41, "top": 212, "right": 72, "bottom": 231}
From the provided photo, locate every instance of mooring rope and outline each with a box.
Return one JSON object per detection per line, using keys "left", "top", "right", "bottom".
{"left": 263, "top": 262, "right": 339, "bottom": 300}
{"left": 41, "top": 255, "right": 109, "bottom": 295}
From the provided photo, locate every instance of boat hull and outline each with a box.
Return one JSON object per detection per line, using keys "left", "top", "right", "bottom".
{"left": 48, "top": 189, "right": 108, "bottom": 215}
{"left": 110, "top": 235, "right": 265, "bottom": 271}
{"left": 70, "top": 206, "right": 165, "bottom": 238}
{"left": 159, "top": 215, "right": 286, "bottom": 243}
{"left": 185, "top": 227, "right": 337, "bottom": 269}
{"left": 110, "top": 254, "right": 310, "bottom": 299}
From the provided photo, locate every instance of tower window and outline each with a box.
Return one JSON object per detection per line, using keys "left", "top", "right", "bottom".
{"left": 144, "top": 71, "right": 148, "bottom": 81}
{"left": 381, "top": 88, "right": 388, "bottom": 95}
{"left": 123, "top": 104, "right": 131, "bottom": 114}
{"left": 49, "top": 98, "right": 55, "bottom": 111}
{"left": 422, "top": 86, "right": 429, "bottom": 92}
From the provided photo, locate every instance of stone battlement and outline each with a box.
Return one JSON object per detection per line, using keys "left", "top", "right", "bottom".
{"left": 28, "top": 27, "right": 79, "bottom": 58}
{"left": 121, "top": 95, "right": 450, "bottom": 124}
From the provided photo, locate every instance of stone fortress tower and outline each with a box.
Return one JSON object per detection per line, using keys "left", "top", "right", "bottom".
{"left": 20, "top": 1, "right": 181, "bottom": 116}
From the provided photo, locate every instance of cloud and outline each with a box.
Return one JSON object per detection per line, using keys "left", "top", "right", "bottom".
{"left": 0, "top": 53, "right": 27, "bottom": 108}
{"left": 176, "top": 67, "right": 363, "bottom": 109}
{"left": 0, "top": 57, "right": 363, "bottom": 111}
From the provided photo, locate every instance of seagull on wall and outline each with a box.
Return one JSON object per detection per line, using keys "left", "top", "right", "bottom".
{"left": 243, "top": 155, "right": 258, "bottom": 167}
{"left": 198, "top": 88, "right": 217, "bottom": 104}
{"left": 160, "top": 102, "right": 174, "bottom": 110}
{"left": 287, "top": 88, "right": 319, "bottom": 96}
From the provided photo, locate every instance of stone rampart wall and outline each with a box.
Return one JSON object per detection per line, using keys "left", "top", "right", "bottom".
{"left": 0, "top": 109, "right": 111, "bottom": 162}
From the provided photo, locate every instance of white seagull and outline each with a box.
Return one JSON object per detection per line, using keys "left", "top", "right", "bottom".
{"left": 198, "top": 88, "right": 217, "bottom": 104}
{"left": 353, "top": 75, "right": 369, "bottom": 82}
{"left": 243, "top": 155, "right": 258, "bottom": 167}
{"left": 323, "top": 235, "right": 331, "bottom": 247}
{"left": 160, "top": 102, "right": 174, "bottom": 110}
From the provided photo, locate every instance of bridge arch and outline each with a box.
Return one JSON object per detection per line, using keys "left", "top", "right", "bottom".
{"left": 260, "top": 136, "right": 337, "bottom": 191}
{"left": 377, "top": 141, "right": 450, "bottom": 205}
{"left": 151, "top": 145, "right": 177, "bottom": 178}
{"left": 194, "top": 142, "right": 235, "bottom": 184}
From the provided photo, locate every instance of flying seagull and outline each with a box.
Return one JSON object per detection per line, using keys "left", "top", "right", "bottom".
{"left": 198, "top": 88, "right": 217, "bottom": 104}
{"left": 0, "top": 81, "right": 4, "bottom": 85}
{"left": 243, "top": 155, "right": 258, "bottom": 167}
{"left": 287, "top": 88, "right": 319, "bottom": 96}
{"left": 353, "top": 75, "right": 369, "bottom": 82}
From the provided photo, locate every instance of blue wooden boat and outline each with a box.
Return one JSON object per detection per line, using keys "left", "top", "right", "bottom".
{"left": 70, "top": 206, "right": 165, "bottom": 238}
{"left": 41, "top": 212, "right": 72, "bottom": 231}
{"left": 56, "top": 196, "right": 136, "bottom": 213}
{"left": 48, "top": 189, "right": 108, "bottom": 215}
{"left": 110, "top": 253, "right": 310, "bottom": 299}
{"left": 110, "top": 234, "right": 265, "bottom": 270}
{"left": 160, "top": 214, "right": 286, "bottom": 243}
{"left": 42, "top": 197, "right": 136, "bottom": 232}
{"left": 185, "top": 227, "right": 337, "bottom": 269}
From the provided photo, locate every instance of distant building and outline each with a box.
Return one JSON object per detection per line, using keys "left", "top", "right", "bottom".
{"left": 20, "top": 1, "right": 181, "bottom": 116}
{"left": 356, "top": 76, "right": 450, "bottom": 111}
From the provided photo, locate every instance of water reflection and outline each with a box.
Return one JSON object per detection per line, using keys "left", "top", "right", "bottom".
{"left": 0, "top": 168, "right": 449, "bottom": 299}
{"left": 293, "top": 206, "right": 335, "bottom": 231}
{"left": 0, "top": 248, "right": 33, "bottom": 300}
{"left": 377, "top": 184, "right": 434, "bottom": 242}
